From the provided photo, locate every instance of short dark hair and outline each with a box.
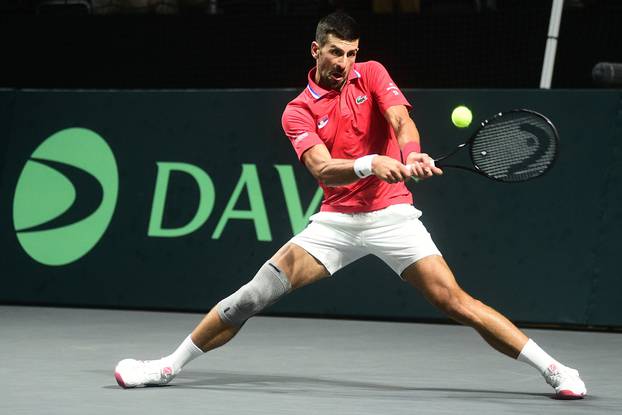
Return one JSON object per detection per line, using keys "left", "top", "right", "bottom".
{"left": 315, "top": 11, "right": 360, "bottom": 46}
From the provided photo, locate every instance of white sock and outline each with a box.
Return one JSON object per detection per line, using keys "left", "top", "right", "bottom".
{"left": 517, "top": 338, "right": 560, "bottom": 374}
{"left": 162, "top": 334, "right": 204, "bottom": 374}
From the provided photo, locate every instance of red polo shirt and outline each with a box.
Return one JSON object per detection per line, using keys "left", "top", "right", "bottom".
{"left": 281, "top": 60, "right": 413, "bottom": 213}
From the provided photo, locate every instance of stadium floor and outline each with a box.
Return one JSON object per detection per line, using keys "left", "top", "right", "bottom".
{"left": 1, "top": 306, "right": 620, "bottom": 414}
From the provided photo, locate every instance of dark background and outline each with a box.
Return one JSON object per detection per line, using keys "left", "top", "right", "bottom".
{"left": 1, "top": 0, "right": 621, "bottom": 89}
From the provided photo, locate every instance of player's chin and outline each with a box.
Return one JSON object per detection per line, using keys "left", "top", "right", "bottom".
{"left": 327, "top": 78, "right": 342, "bottom": 89}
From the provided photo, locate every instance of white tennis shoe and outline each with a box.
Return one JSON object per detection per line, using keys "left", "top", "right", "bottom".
{"left": 114, "top": 358, "right": 176, "bottom": 388}
{"left": 543, "top": 363, "right": 587, "bottom": 399}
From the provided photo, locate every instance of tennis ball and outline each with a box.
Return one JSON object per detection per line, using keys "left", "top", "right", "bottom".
{"left": 451, "top": 106, "right": 472, "bottom": 128}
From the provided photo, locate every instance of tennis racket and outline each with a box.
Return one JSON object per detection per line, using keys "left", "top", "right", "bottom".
{"left": 427, "top": 109, "right": 559, "bottom": 183}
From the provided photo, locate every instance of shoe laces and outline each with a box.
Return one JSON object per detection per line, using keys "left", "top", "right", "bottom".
{"left": 140, "top": 359, "right": 175, "bottom": 381}
{"left": 544, "top": 364, "right": 563, "bottom": 387}
{"left": 544, "top": 363, "right": 579, "bottom": 388}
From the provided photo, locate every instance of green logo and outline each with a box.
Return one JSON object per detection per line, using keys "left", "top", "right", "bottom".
{"left": 13, "top": 128, "right": 119, "bottom": 266}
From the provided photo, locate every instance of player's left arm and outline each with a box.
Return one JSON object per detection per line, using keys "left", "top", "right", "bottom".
{"left": 384, "top": 105, "right": 443, "bottom": 178}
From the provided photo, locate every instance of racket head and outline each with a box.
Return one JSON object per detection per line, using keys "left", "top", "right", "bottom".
{"left": 468, "top": 109, "right": 559, "bottom": 183}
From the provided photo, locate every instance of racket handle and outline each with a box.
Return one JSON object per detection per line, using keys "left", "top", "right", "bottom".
{"left": 405, "top": 164, "right": 418, "bottom": 182}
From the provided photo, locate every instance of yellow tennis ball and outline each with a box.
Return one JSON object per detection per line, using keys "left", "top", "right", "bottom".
{"left": 451, "top": 106, "right": 472, "bottom": 128}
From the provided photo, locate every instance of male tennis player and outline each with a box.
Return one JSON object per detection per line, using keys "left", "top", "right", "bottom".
{"left": 115, "top": 11, "right": 586, "bottom": 399}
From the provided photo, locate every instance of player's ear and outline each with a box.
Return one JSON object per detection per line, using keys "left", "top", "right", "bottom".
{"left": 311, "top": 41, "right": 320, "bottom": 59}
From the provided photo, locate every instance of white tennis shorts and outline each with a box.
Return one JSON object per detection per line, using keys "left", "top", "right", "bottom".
{"left": 289, "top": 203, "right": 442, "bottom": 278}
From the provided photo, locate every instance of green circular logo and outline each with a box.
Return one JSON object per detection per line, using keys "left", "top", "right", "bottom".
{"left": 13, "top": 128, "right": 118, "bottom": 266}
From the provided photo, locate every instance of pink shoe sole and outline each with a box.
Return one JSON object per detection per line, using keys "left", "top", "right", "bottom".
{"left": 115, "top": 371, "right": 127, "bottom": 389}
{"left": 556, "top": 390, "right": 585, "bottom": 400}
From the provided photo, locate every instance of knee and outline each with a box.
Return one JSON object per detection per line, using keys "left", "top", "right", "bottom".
{"left": 433, "top": 288, "right": 480, "bottom": 324}
{"left": 229, "top": 284, "right": 265, "bottom": 318}
{"left": 218, "top": 261, "right": 291, "bottom": 326}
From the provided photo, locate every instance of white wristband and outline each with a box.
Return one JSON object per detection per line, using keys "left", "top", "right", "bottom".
{"left": 353, "top": 154, "right": 377, "bottom": 178}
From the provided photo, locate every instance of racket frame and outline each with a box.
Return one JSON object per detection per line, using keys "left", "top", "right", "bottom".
{"left": 434, "top": 109, "right": 560, "bottom": 183}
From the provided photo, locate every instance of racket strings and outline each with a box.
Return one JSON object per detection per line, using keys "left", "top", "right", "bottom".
{"left": 471, "top": 114, "right": 557, "bottom": 182}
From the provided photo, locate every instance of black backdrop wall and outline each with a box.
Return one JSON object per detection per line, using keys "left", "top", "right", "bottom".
{"left": 1, "top": 3, "right": 621, "bottom": 89}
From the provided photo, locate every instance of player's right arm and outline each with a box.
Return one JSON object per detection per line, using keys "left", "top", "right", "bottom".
{"left": 283, "top": 103, "right": 411, "bottom": 187}
{"left": 301, "top": 144, "right": 412, "bottom": 187}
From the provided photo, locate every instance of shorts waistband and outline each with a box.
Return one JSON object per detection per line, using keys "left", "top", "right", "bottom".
{"left": 309, "top": 204, "right": 421, "bottom": 227}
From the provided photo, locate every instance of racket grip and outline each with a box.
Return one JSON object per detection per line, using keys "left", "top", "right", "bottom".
{"left": 406, "top": 164, "right": 418, "bottom": 182}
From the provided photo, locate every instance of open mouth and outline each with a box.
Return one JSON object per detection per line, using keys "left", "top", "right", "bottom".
{"left": 330, "top": 71, "right": 344, "bottom": 81}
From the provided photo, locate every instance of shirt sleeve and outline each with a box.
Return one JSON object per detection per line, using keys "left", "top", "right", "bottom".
{"left": 365, "top": 60, "right": 412, "bottom": 113}
{"left": 281, "top": 104, "right": 324, "bottom": 160}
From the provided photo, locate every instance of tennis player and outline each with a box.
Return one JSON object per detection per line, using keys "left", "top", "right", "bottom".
{"left": 115, "top": 11, "right": 586, "bottom": 399}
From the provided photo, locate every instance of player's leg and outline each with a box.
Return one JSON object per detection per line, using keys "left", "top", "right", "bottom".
{"left": 190, "top": 242, "right": 330, "bottom": 352}
{"left": 114, "top": 242, "right": 329, "bottom": 389}
{"left": 187, "top": 216, "right": 364, "bottom": 353}
{"left": 402, "top": 256, "right": 527, "bottom": 356}
{"left": 367, "top": 204, "right": 586, "bottom": 399}
{"left": 401, "top": 255, "right": 586, "bottom": 399}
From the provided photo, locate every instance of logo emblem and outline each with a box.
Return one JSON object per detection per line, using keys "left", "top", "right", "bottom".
{"left": 386, "top": 83, "right": 400, "bottom": 96}
{"left": 356, "top": 95, "right": 368, "bottom": 104}
{"left": 294, "top": 132, "right": 308, "bottom": 144}
{"left": 317, "top": 115, "right": 329, "bottom": 129}
{"left": 13, "top": 128, "right": 119, "bottom": 266}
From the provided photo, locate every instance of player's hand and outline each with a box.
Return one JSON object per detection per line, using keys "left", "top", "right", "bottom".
{"left": 406, "top": 152, "right": 443, "bottom": 180}
{"left": 371, "top": 155, "right": 413, "bottom": 184}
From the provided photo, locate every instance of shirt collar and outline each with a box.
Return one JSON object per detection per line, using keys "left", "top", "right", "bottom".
{"left": 306, "top": 64, "right": 362, "bottom": 100}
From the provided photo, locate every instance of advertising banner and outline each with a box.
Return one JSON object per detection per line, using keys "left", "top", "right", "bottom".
{"left": 1, "top": 89, "right": 620, "bottom": 327}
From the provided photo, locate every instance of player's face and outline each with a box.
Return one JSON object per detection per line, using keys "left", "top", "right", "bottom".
{"left": 312, "top": 34, "right": 359, "bottom": 90}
